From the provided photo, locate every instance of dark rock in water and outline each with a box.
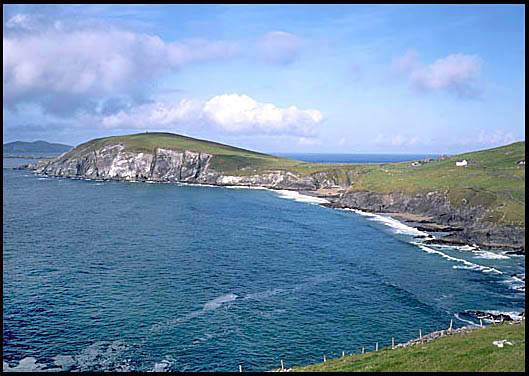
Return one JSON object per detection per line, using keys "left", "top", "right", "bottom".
{"left": 505, "top": 249, "right": 525, "bottom": 255}
{"left": 464, "top": 310, "right": 516, "bottom": 322}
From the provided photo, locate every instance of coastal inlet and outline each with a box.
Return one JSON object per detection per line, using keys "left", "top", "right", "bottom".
{"left": 3, "top": 159, "right": 525, "bottom": 371}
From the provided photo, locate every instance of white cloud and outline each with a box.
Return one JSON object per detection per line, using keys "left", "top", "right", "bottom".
{"left": 3, "top": 28, "right": 239, "bottom": 114}
{"left": 102, "top": 94, "right": 324, "bottom": 137}
{"left": 392, "top": 50, "right": 483, "bottom": 97}
{"left": 5, "top": 14, "right": 34, "bottom": 30}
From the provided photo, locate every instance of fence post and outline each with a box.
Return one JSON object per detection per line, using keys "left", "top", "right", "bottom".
{"left": 342, "top": 351, "right": 345, "bottom": 358}
{"left": 323, "top": 354, "right": 326, "bottom": 362}
{"left": 419, "top": 329, "right": 422, "bottom": 339}
{"left": 362, "top": 347, "right": 364, "bottom": 354}
{"left": 392, "top": 337, "right": 395, "bottom": 348}
{"left": 239, "top": 364, "right": 242, "bottom": 372}
{"left": 281, "top": 359, "right": 284, "bottom": 371}
{"left": 480, "top": 319, "right": 483, "bottom": 327}
{"left": 376, "top": 342, "right": 378, "bottom": 351}
{"left": 449, "top": 319, "right": 453, "bottom": 331}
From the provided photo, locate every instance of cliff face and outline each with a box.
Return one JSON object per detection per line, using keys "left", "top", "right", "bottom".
{"left": 23, "top": 143, "right": 524, "bottom": 252}
{"left": 25, "top": 144, "right": 335, "bottom": 190}
{"left": 334, "top": 190, "right": 525, "bottom": 251}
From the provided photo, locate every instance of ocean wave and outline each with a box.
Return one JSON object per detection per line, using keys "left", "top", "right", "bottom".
{"left": 225, "top": 185, "right": 269, "bottom": 190}
{"left": 414, "top": 243, "right": 503, "bottom": 275}
{"left": 203, "top": 293, "right": 238, "bottom": 310}
{"left": 473, "top": 250, "right": 510, "bottom": 260}
{"left": 150, "top": 293, "right": 239, "bottom": 333}
{"left": 341, "top": 208, "right": 430, "bottom": 237}
{"left": 501, "top": 275, "right": 525, "bottom": 292}
{"left": 429, "top": 243, "right": 479, "bottom": 251}
{"left": 3, "top": 346, "right": 180, "bottom": 372}
{"left": 273, "top": 190, "right": 329, "bottom": 205}
{"left": 454, "top": 313, "right": 479, "bottom": 327}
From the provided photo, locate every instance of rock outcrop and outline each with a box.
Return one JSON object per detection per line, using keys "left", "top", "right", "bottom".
{"left": 24, "top": 144, "right": 336, "bottom": 191}
{"left": 331, "top": 190, "right": 525, "bottom": 252}
{"left": 22, "top": 143, "right": 525, "bottom": 252}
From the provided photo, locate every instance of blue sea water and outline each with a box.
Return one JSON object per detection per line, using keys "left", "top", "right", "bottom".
{"left": 3, "top": 157, "right": 525, "bottom": 372}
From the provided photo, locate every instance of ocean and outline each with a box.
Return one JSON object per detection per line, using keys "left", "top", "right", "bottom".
{"left": 3, "top": 156, "right": 525, "bottom": 372}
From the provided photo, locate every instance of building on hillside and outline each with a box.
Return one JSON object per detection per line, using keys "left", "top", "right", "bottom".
{"left": 518, "top": 160, "right": 525, "bottom": 165}
{"left": 456, "top": 159, "right": 468, "bottom": 167}
{"left": 411, "top": 161, "right": 422, "bottom": 167}
{"left": 423, "top": 157, "right": 432, "bottom": 163}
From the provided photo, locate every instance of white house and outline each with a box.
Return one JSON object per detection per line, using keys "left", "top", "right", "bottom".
{"left": 456, "top": 159, "right": 468, "bottom": 167}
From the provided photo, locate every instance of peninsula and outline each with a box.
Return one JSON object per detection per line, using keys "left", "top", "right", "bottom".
{"left": 22, "top": 132, "right": 525, "bottom": 253}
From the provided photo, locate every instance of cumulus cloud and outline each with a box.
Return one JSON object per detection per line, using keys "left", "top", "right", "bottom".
{"left": 102, "top": 94, "right": 324, "bottom": 137}
{"left": 392, "top": 50, "right": 483, "bottom": 97}
{"left": 3, "top": 17, "right": 309, "bottom": 117}
{"left": 5, "top": 14, "right": 35, "bottom": 30}
{"left": 3, "top": 28, "right": 240, "bottom": 115}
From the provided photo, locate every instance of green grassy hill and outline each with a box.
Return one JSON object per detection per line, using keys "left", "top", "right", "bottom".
{"left": 3, "top": 140, "right": 72, "bottom": 153}
{"left": 65, "top": 132, "right": 304, "bottom": 173}
{"left": 291, "top": 321, "right": 525, "bottom": 372}
{"left": 65, "top": 132, "right": 525, "bottom": 226}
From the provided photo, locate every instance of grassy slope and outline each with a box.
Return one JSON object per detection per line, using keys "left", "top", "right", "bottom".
{"left": 64, "top": 133, "right": 525, "bottom": 226}
{"left": 63, "top": 132, "right": 303, "bottom": 173}
{"left": 292, "top": 321, "right": 525, "bottom": 372}
{"left": 346, "top": 141, "right": 525, "bottom": 226}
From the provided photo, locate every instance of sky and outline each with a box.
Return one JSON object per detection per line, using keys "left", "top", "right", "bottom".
{"left": 2, "top": 4, "right": 525, "bottom": 154}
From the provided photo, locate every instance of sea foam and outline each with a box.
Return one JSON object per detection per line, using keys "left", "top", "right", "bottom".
{"left": 341, "top": 208, "right": 430, "bottom": 237}
{"left": 273, "top": 190, "right": 330, "bottom": 205}
{"left": 414, "top": 243, "right": 503, "bottom": 275}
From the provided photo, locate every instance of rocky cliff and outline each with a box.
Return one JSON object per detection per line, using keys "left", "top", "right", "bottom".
{"left": 332, "top": 190, "right": 525, "bottom": 252}
{"left": 23, "top": 142, "right": 524, "bottom": 252}
{"left": 24, "top": 143, "right": 337, "bottom": 190}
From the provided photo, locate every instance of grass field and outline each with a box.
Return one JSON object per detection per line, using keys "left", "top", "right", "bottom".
{"left": 291, "top": 321, "right": 525, "bottom": 372}
{"left": 65, "top": 132, "right": 525, "bottom": 226}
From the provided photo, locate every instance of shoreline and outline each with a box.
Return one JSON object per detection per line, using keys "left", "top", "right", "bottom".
{"left": 20, "top": 167, "right": 525, "bottom": 254}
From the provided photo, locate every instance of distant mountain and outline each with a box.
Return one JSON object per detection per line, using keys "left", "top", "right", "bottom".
{"left": 3, "top": 141, "right": 73, "bottom": 153}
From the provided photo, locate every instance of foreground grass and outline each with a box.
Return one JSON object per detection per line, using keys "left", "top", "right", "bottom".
{"left": 292, "top": 321, "right": 525, "bottom": 372}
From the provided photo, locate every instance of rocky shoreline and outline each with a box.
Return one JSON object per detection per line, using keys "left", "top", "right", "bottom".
{"left": 20, "top": 145, "right": 525, "bottom": 254}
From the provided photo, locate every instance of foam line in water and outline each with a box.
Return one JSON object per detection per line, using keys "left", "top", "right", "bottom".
{"left": 454, "top": 313, "right": 479, "bottom": 327}
{"left": 225, "top": 185, "right": 269, "bottom": 190}
{"left": 341, "top": 208, "right": 430, "bottom": 237}
{"left": 203, "top": 293, "right": 238, "bottom": 310}
{"left": 473, "top": 250, "right": 510, "bottom": 260}
{"left": 274, "top": 190, "right": 329, "bottom": 205}
{"left": 150, "top": 293, "right": 239, "bottom": 333}
{"left": 414, "top": 243, "right": 503, "bottom": 275}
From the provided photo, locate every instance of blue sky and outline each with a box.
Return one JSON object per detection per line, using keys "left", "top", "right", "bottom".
{"left": 3, "top": 4, "right": 525, "bottom": 154}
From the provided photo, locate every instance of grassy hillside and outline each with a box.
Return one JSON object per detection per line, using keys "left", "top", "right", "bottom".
{"left": 64, "top": 133, "right": 524, "bottom": 226}
{"left": 291, "top": 321, "right": 525, "bottom": 372}
{"left": 3, "top": 140, "right": 72, "bottom": 153}
{"left": 64, "top": 132, "right": 303, "bottom": 173}
{"left": 343, "top": 141, "right": 525, "bottom": 226}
